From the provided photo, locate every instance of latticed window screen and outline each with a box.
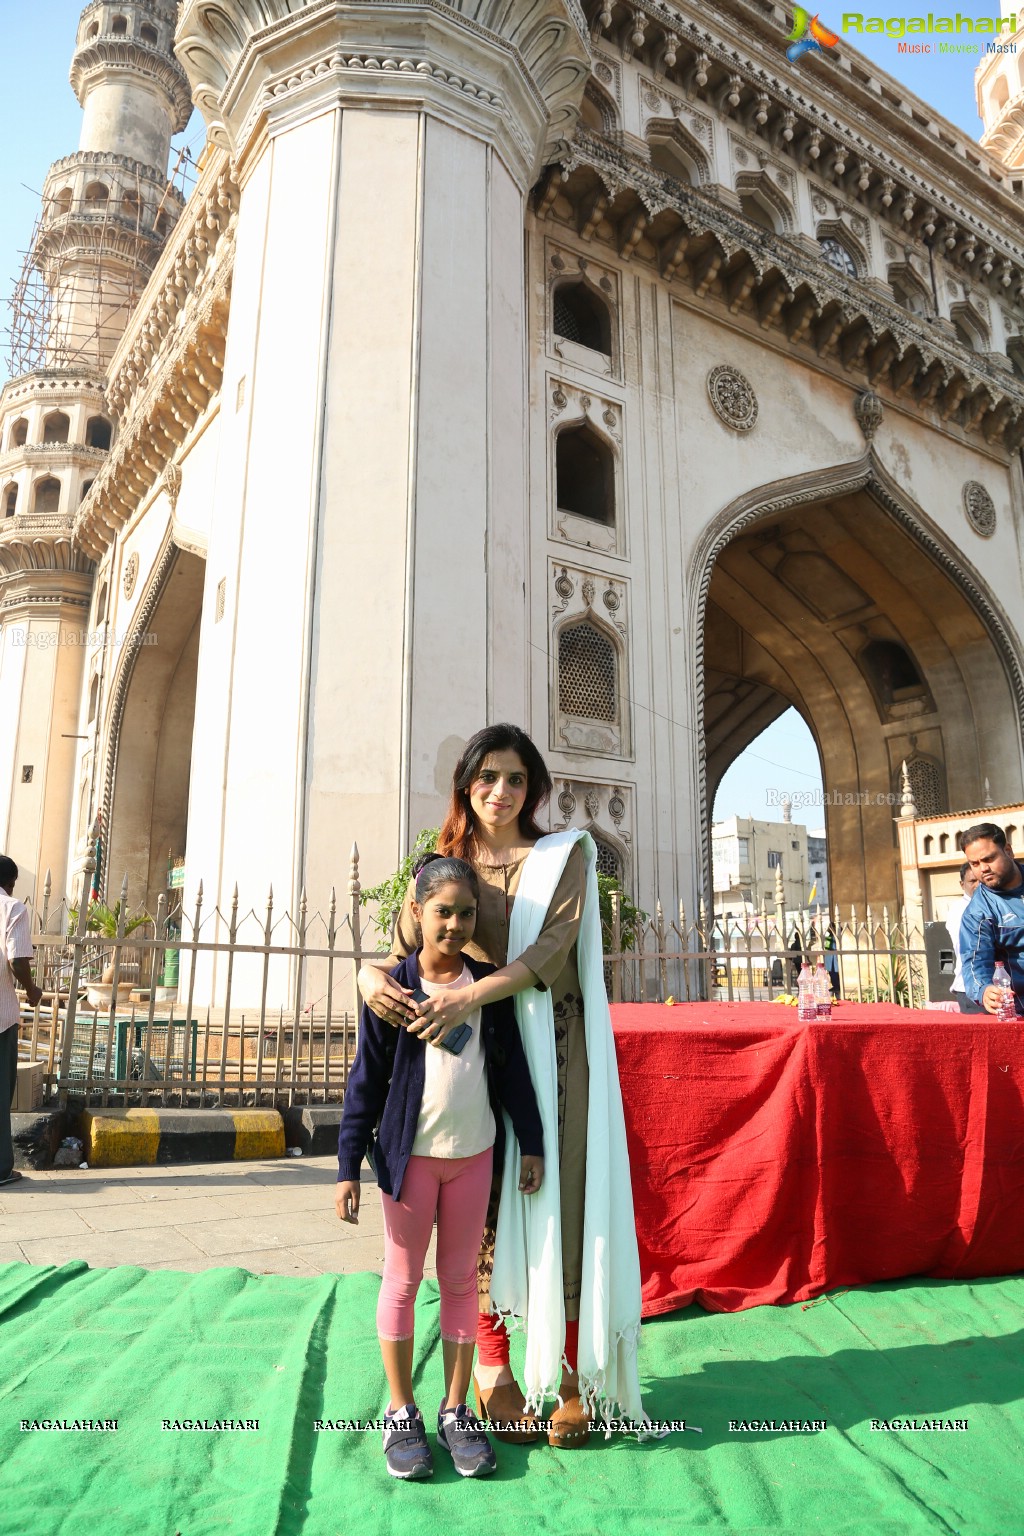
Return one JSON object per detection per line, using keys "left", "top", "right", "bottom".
{"left": 594, "top": 837, "right": 622, "bottom": 881}
{"left": 906, "top": 757, "right": 945, "bottom": 817}
{"left": 558, "top": 622, "right": 616, "bottom": 722}
{"left": 554, "top": 289, "right": 583, "bottom": 344}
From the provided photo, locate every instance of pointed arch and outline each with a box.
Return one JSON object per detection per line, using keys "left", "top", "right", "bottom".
{"left": 690, "top": 452, "right": 1024, "bottom": 916}
{"left": 816, "top": 221, "right": 866, "bottom": 280}
{"left": 646, "top": 117, "right": 712, "bottom": 188}
{"left": 950, "top": 300, "right": 990, "bottom": 353}
{"left": 735, "top": 170, "right": 794, "bottom": 235}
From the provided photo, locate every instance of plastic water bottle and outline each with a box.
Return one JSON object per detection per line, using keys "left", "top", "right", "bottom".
{"left": 992, "top": 961, "right": 1017, "bottom": 1022}
{"left": 815, "top": 961, "right": 832, "bottom": 1021}
{"left": 797, "top": 962, "right": 816, "bottom": 1021}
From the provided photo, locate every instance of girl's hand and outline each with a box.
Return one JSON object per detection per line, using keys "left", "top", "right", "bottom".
{"left": 518, "top": 1156, "right": 544, "bottom": 1195}
{"left": 357, "top": 965, "right": 416, "bottom": 1029}
{"left": 336, "top": 1181, "right": 360, "bottom": 1223}
{"left": 405, "top": 988, "right": 478, "bottom": 1046}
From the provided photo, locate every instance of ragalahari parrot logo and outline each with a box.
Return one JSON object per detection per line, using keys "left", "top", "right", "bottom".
{"left": 786, "top": 7, "right": 840, "bottom": 62}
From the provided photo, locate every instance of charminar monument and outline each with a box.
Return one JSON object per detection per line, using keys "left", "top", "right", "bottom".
{"left": 1, "top": 0, "right": 1023, "bottom": 981}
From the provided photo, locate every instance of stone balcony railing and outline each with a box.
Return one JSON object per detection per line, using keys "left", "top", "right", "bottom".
{"left": 0, "top": 444, "right": 109, "bottom": 474}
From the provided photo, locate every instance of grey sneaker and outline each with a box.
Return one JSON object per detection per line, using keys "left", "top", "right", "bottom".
{"left": 437, "top": 1400, "right": 497, "bottom": 1477}
{"left": 382, "top": 1404, "right": 433, "bottom": 1480}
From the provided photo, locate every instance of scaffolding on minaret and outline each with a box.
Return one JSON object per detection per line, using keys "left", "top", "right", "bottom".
{"left": 4, "top": 145, "right": 197, "bottom": 379}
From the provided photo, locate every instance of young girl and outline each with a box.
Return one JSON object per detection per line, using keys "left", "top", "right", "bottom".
{"left": 336, "top": 854, "right": 544, "bottom": 1480}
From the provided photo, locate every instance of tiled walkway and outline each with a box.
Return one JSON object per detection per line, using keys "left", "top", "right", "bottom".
{"left": 0, "top": 1155, "right": 406, "bottom": 1278}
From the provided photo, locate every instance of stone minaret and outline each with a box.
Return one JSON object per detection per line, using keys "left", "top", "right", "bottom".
{"left": 976, "top": 0, "right": 1024, "bottom": 168}
{"left": 0, "top": 1, "right": 190, "bottom": 902}
{"left": 38, "top": 1, "right": 191, "bottom": 368}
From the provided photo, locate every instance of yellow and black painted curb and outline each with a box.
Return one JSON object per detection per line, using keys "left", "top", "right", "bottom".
{"left": 80, "top": 1109, "right": 285, "bottom": 1168}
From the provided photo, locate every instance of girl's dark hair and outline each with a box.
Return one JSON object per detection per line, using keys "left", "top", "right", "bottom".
{"left": 412, "top": 852, "right": 480, "bottom": 905}
{"left": 437, "top": 724, "right": 553, "bottom": 861}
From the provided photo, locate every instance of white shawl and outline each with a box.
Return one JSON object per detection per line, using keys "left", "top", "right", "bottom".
{"left": 489, "top": 829, "right": 648, "bottom": 1428}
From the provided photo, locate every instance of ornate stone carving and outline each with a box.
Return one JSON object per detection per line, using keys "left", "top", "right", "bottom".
{"left": 962, "top": 481, "right": 997, "bottom": 537}
{"left": 557, "top": 781, "right": 577, "bottom": 820}
{"left": 854, "top": 391, "right": 884, "bottom": 443}
{"left": 553, "top": 566, "right": 575, "bottom": 612}
{"left": 123, "top": 552, "right": 139, "bottom": 599}
{"left": 175, "top": 0, "right": 592, "bottom": 183}
{"left": 162, "top": 461, "right": 182, "bottom": 512}
{"left": 707, "top": 366, "right": 758, "bottom": 433}
{"left": 553, "top": 129, "right": 1024, "bottom": 449}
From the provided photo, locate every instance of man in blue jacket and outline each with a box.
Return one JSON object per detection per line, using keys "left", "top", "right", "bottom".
{"left": 958, "top": 822, "right": 1024, "bottom": 1016}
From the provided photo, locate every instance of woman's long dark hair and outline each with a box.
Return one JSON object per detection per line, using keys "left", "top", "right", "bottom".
{"left": 438, "top": 724, "right": 553, "bottom": 861}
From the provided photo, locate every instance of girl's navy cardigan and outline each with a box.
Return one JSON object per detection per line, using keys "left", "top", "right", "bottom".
{"left": 337, "top": 951, "right": 544, "bottom": 1198}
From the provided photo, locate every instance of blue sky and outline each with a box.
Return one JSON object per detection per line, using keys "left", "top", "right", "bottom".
{"left": 0, "top": 3, "right": 997, "bottom": 828}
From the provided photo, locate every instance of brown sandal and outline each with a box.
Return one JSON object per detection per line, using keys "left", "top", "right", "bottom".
{"left": 548, "top": 1394, "right": 590, "bottom": 1449}
{"left": 472, "top": 1377, "right": 542, "bottom": 1444}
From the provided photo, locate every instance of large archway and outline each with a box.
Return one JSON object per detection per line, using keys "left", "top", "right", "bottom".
{"left": 105, "top": 544, "right": 205, "bottom": 915}
{"left": 696, "top": 457, "right": 1024, "bottom": 912}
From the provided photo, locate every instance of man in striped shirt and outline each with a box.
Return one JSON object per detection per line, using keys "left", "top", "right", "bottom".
{"left": 0, "top": 856, "right": 42, "bottom": 1186}
{"left": 958, "top": 824, "right": 1024, "bottom": 1018}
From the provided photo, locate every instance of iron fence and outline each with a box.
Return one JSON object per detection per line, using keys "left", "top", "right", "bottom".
{"left": 15, "top": 853, "right": 935, "bottom": 1109}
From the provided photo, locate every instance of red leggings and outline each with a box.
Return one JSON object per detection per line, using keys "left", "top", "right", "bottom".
{"left": 477, "top": 1312, "right": 579, "bottom": 1372}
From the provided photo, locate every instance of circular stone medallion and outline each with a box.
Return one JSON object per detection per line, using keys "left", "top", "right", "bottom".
{"left": 707, "top": 365, "right": 758, "bottom": 433}
{"left": 123, "top": 551, "right": 139, "bottom": 599}
{"left": 962, "top": 481, "right": 996, "bottom": 538}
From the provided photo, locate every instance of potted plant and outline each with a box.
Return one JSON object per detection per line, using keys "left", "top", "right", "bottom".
{"left": 68, "top": 901, "right": 152, "bottom": 1009}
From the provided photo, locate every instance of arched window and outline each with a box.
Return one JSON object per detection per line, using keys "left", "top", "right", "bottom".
{"left": 940, "top": 833, "right": 950, "bottom": 853}
{"left": 112, "top": 15, "right": 129, "bottom": 35}
{"left": 96, "top": 580, "right": 108, "bottom": 623}
{"left": 121, "top": 191, "right": 142, "bottom": 223}
{"left": 951, "top": 304, "right": 988, "bottom": 354}
{"left": 740, "top": 193, "right": 778, "bottom": 234}
{"left": 1006, "top": 824, "right": 1018, "bottom": 844}
{"left": 3, "top": 484, "right": 17, "bottom": 518}
{"left": 140, "top": 22, "right": 158, "bottom": 44}
{"left": 819, "top": 237, "right": 858, "bottom": 278}
{"left": 54, "top": 187, "right": 73, "bottom": 219}
{"left": 33, "top": 477, "right": 61, "bottom": 515}
{"left": 42, "top": 411, "right": 70, "bottom": 445}
{"left": 86, "top": 416, "right": 111, "bottom": 450}
{"left": 860, "top": 639, "right": 925, "bottom": 705}
{"left": 85, "top": 181, "right": 109, "bottom": 206}
{"left": 923, "top": 835, "right": 933, "bottom": 855}
{"left": 553, "top": 282, "right": 612, "bottom": 354}
{"left": 88, "top": 674, "right": 99, "bottom": 724}
{"left": 10, "top": 418, "right": 29, "bottom": 448}
{"left": 87, "top": 21, "right": 99, "bottom": 38}
{"left": 593, "top": 836, "right": 622, "bottom": 882}
{"left": 647, "top": 125, "right": 708, "bottom": 187}
{"left": 556, "top": 424, "right": 615, "bottom": 526}
{"left": 80, "top": 480, "right": 95, "bottom": 504}
{"left": 989, "top": 75, "right": 1010, "bottom": 115}
{"left": 558, "top": 621, "right": 617, "bottom": 722}
{"left": 155, "top": 209, "right": 169, "bottom": 236}
{"left": 889, "top": 268, "right": 930, "bottom": 319}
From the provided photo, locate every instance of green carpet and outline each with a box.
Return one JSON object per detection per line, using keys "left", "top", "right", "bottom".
{"left": 0, "top": 1262, "right": 1021, "bottom": 1535}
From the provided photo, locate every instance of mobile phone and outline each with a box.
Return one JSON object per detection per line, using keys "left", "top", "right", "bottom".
{"left": 410, "top": 989, "right": 472, "bottom": 1056}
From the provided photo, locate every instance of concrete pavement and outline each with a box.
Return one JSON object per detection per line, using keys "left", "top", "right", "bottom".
{"left": 0, "top": 1155, "right": 413, "bottom": 1280}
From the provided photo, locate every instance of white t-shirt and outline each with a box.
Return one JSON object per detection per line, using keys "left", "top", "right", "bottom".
{"left": 0, "top": 890, "right": 33, "bottom": 1034}
{"left": 944, "top": 893, "right": 971, "bottom": 994}
{"left": 411, "top": 964, "right": 495, "bottom": 1160}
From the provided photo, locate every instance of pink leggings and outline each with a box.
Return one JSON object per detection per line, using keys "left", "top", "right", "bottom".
{"left": 377, "top": 1148, "right": 493, "bottom": 1344}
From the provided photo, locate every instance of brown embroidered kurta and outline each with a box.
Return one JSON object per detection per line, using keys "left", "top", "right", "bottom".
{"left": 383, "top": 844, "right": 589, "bottom": 1320}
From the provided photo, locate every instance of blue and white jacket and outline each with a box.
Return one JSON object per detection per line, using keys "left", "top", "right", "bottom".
{"left": 958, "top": 863, "right": 1024, "bottom": 1012}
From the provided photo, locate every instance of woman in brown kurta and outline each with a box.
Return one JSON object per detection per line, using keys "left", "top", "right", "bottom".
{"left": 358, "top": 724, "right": 592, "bottom": 1448}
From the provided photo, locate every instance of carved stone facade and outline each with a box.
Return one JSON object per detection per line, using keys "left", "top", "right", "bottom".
{"left": 2, "top": 0, "right": 1023, "bottom": 973}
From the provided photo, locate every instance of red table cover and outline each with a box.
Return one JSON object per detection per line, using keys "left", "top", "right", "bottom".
{"left": 612, "top": 1001, "right": 1024, "bottom": 1315}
